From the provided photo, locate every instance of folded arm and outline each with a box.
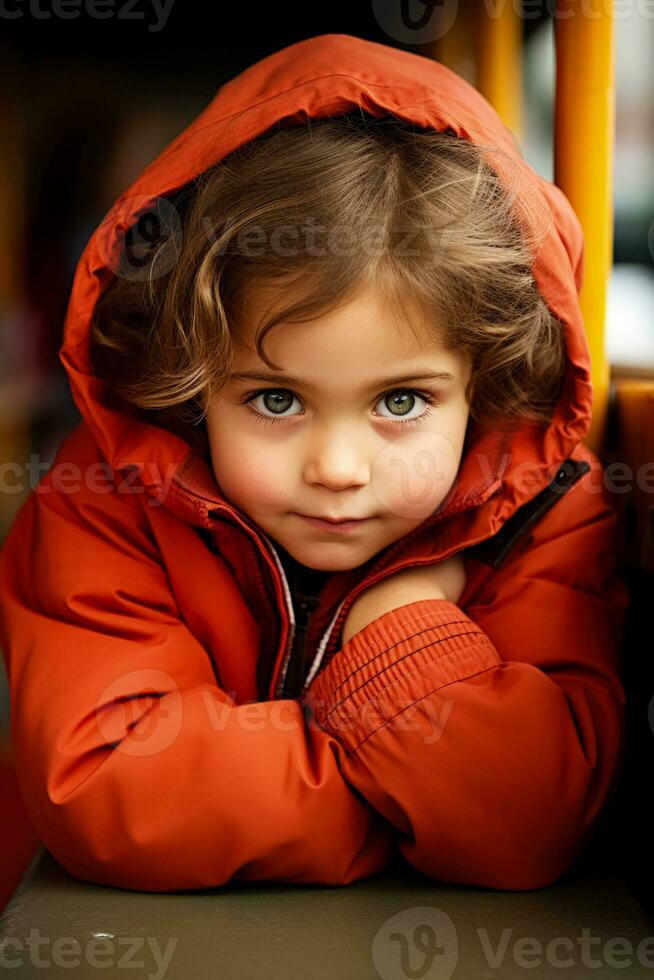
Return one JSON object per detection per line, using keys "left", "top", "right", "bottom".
{"left": 302, "top": 472, "right": 629, "bottom": 891}
{"left": 0, "top": 480, "right": 394, "bottom": 891}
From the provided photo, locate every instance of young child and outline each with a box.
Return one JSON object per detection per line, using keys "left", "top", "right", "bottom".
{"left": 0, "top": 34, "right": 629, "bottom": 893}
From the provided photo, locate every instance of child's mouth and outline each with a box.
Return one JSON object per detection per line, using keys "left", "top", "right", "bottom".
{"left": 296, "top": 514, "right": 371, "bottom": 534}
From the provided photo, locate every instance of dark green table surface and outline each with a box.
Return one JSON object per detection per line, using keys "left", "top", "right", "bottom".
{"left": 1, "top": 847, "right": 654, "bottom": 978}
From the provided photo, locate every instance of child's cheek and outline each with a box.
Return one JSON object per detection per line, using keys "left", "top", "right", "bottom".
{"left": 371, "top": 430, "right": 461, "bottom": 521}
{"left": 213, "top": 444, "right": 289, "bottom": 511}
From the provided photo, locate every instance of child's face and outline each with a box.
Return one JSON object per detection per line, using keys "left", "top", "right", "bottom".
{"left": 206, "top": 283, "right": 473, "bottom": 572}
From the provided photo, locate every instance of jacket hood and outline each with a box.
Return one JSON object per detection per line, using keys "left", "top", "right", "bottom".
{"left": 59, "top": 33, "right": 592, "bottom": 544}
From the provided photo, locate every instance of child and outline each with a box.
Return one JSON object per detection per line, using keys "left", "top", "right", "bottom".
{"left": 0, "top": 34, "right": 629, "bottom": 893}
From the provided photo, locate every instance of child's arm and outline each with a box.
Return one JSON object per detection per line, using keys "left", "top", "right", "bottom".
{"left": 0, "top": 475, "right": 395, "bottom": 892}
{"left": 301, "top": 463, "right": 629, "bottom": 891}
{"left": 341, "top": 553, "right": 464, "bottom": 644}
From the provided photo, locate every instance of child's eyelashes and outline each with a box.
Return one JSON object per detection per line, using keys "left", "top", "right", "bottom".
{"left": 239, "top": 387, "right": 439, "bottom": 430}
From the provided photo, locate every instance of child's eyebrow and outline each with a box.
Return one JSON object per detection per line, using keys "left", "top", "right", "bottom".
{"left": 229, "top": 369, "right": 457, "bottom": 392}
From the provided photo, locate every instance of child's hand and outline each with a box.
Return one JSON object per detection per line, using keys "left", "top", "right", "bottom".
{"left": 341, "top": 553, "right": 466, "bottom": 646}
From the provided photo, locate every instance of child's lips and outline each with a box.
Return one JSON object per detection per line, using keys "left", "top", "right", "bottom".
{"left": 296, "top": 514, "right": 371, "bottom": 534}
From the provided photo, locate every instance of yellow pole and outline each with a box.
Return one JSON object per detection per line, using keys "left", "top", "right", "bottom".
{"left": 554, "top": 0, "right": 615, "bottom": 455}
{"left": 474, "top": 0, "right": 523, "bottom": 142}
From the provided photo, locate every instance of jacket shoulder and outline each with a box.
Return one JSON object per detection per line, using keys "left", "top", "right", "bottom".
{"left": 468, "top": 446, "right": 616, "bottom": 570}
{"left": 34, "top": 420, "right": 149, "bottom": 523}
{"left": 1, "top": 420, "right": 161, "bottom": 580}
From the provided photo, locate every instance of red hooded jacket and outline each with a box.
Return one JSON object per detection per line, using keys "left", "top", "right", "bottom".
{"left": 0, "top": 34, "right": 629, "bottom": 892}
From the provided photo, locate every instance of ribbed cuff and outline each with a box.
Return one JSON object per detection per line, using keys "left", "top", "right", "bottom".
{"left": 302, "top": 599, "right": 500, "bottom": 754}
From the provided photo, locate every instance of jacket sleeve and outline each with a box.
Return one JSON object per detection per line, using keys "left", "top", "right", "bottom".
{"left": 302, "top": 467, "right": 629, "bottom": 891}
{"left": 0, "top": 477, "right": 394, "bottom": 892}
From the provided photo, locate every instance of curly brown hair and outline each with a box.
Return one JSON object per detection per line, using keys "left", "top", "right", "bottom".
{"left": 89, "top": 110, "right": 567, "bottom": 459}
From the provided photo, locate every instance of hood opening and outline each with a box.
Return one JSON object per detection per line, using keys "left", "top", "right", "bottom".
{"left": 59, "top": 34, "right": 592, "bottom": 526}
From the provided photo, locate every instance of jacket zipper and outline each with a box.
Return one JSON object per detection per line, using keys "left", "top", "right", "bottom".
{"left": 256, "top": 531, "right": 341, "bottom": 699}
{"left": 259, "top": 533, "right": 297, "bottom": 698}
{"left": 171, "top": 471, "right": 298, "bottom": 700}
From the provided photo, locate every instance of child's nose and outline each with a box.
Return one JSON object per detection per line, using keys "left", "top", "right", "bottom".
{"left": 302, "top": 433, "right": 371, "bottom": 491}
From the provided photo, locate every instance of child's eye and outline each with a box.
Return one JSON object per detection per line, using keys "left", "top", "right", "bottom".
{"left": 240, "top": 388, "right": 438, "bottom": 430}
{"left": 374, "top": 390, "right": 437, "bottom": 425}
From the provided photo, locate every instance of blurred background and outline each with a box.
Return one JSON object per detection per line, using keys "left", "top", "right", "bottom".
{"left": 1, "top": 0, "right": 653, "bottom": 912}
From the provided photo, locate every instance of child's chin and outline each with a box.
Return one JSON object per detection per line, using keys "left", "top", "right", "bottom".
{"left": 294, "top": 547, "right": 378, "bottom": 575}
